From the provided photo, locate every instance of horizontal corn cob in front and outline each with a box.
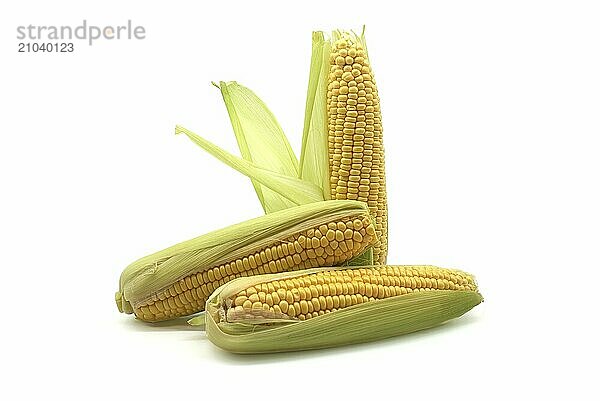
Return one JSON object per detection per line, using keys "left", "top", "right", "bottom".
{"left": 115, "top": 200, "right": 377, "bottom": 322}
{"left": 198, "top": 265, "right": 482, "bottom": 353}
{"left": 226, "top": 265, "right": 476, "bottom": 322}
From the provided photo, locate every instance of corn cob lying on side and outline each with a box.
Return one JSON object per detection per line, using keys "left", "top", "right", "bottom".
{"left": 115, "top": 200, "right": 377, "bottom": 322}
{"left": 193, "top": 265, "right": 482, "bottom": 353}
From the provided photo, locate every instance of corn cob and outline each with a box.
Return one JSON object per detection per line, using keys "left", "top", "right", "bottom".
{"left": 115, "top": 200, "right": 377, "bottom": 322}
{"left": 324, "top": 31, "right": 387, "bottom": 264}
{"left": 197, "top": 265, "right": 482, "bottom": 353}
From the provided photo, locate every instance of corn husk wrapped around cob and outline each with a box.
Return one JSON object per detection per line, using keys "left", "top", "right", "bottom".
{"left": 191, "top": 265, "right": 482, "bottom": 353}
{"left": 175, "top": 28, "right": 387, "bottom": 265}
{"left": 115, "top": 200, "right": 377, "bottom": 322}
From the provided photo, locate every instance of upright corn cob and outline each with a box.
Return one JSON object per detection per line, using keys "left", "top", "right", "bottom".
{"left": 197, "top": 265, "right": 482, "bottom": 353}
{"left": 324, "top": 31, "right": 387, "bottom": 264}
{"left": 115, "top": 200, "right": 377, "bottom": 322}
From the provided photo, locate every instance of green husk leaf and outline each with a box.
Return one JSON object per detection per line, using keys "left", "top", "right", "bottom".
{"left": 344, "top": 247, "right": 373, "bottom": 266}
{"left": 205, "top": 272, "right": 483, "bottom": 353}
{"left": 175, "top": 125, "right": 323, "bottom": 206}
{"left": 187, "top": 315, "right": 205, "bottom": 326}
{"left": 299, "top": 32, "right": 331, "bottom": 199}
{"left": 187, "top": 314, "right": 206, "bottom": 329}
{"left": 217, "top": 81, "right": 301, "bottom": 213}
{"left": 115, "top": 200, "right": 373, "bottom": 314}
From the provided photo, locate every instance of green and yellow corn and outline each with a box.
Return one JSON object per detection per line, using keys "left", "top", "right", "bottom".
{"left": 115, "top": 200, "right": 377, "bottom": 322}
{"left": 176, "top": 29, "right": 388, "bottom": 265}
{"left": 196, "top": 265, "right": 482, "bottom": 353}
{"left": 117, "top": 28, "right": 482, "bottom": 354}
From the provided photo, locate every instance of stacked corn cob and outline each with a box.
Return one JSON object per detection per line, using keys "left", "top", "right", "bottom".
{"left": 198, "top": 265, "right": 481, "bottom": 353}
{"left": 222, "top": 266, "right": 477, "bottom": 323}
{"left": 115, "top": 28, "right": 482, "bottom": 353}
{"left": 116, "top": 201, "right": 377, "bottom": 322}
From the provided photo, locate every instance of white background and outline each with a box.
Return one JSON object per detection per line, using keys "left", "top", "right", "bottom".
{"left": 1, "top": 0, "right": 598, "bottom": 399}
